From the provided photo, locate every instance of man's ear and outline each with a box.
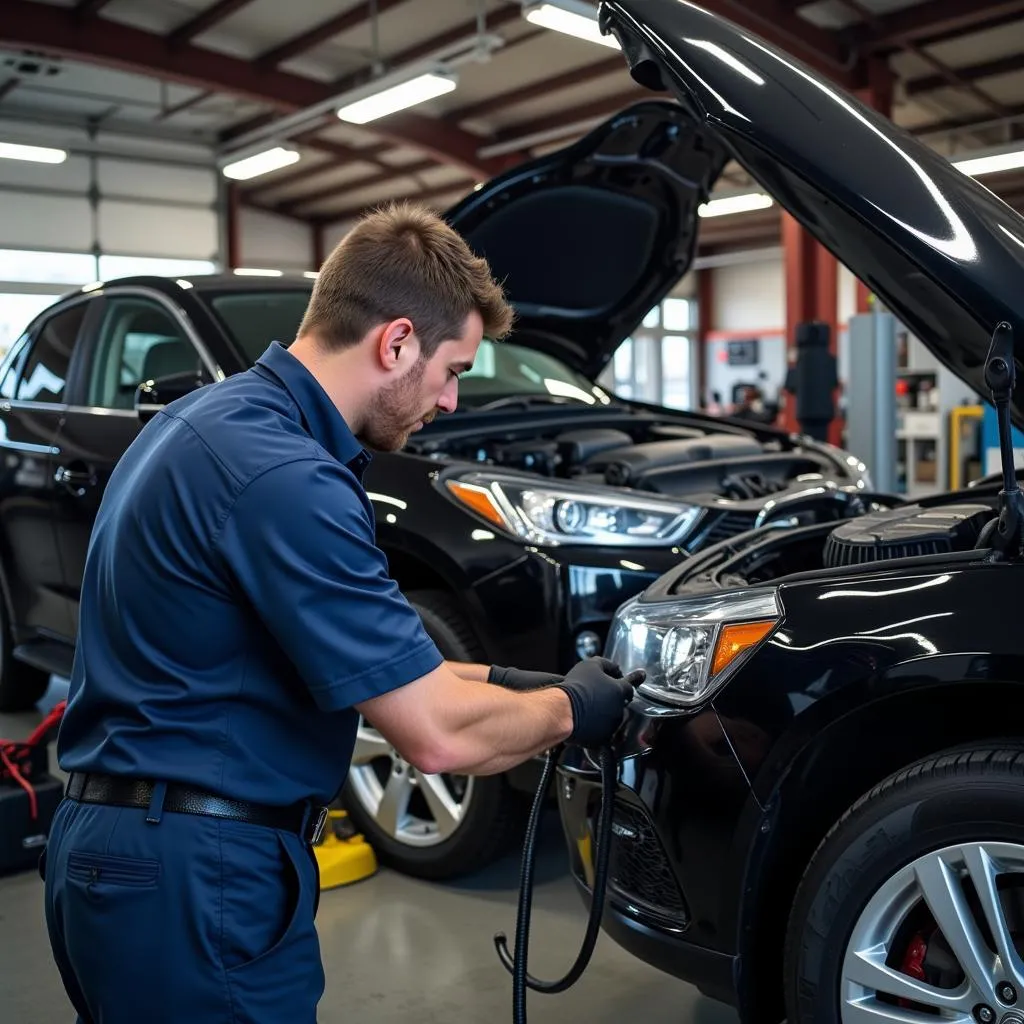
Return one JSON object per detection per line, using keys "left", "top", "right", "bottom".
{"left": 377, "top": 318, "right": 418, "bottom": 371}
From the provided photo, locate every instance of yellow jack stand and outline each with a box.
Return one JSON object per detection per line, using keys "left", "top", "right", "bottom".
{"left": 314, "top": 809, "right": 378, "bottom": 890}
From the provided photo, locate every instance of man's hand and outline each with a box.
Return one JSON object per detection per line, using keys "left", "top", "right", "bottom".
{"left": 487, "top": 665, "right": 563, "bottom": 691}
{"left": 555, "top": 656, "right": 644, "bottom": 748}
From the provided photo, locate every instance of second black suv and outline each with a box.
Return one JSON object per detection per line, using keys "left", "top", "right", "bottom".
{"left": 0, "top": 105, "right": 872, "bottom": 880}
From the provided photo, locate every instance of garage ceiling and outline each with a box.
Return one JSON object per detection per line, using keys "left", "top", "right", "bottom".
{"left": 2, "top": 0, "right": 1024, "bottom": 254}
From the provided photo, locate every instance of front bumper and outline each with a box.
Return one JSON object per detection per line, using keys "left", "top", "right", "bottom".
{"left": 555, "top": 699, "right": 754, "bottom": 1006}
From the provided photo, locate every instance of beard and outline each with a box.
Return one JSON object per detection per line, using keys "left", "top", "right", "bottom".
{"left": 358, "top": 357, "right": 436, "bottom": 452}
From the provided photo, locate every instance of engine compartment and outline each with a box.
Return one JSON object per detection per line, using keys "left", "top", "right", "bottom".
{"left": 671, "top": 496, "right": 1002, "bottom": 594}
{"left": 413, "top": 418, "right": 841, "bottom": 502}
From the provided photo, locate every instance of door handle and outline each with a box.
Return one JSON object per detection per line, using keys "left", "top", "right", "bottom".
{"left": 55, "top": 464, "right": 96, "bottom": 497}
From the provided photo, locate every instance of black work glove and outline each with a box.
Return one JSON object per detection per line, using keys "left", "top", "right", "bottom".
{"left": 488, "top": 665, "right": 563, "bottom": 691}
{"left": 555, "top": 656, "right": 644, "bottom": 748}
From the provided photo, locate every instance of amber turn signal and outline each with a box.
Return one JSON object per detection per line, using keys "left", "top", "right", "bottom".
{"left": 711, "top": 619, "right": 777, "bottom": 677}
{"left": 445, "top": 480, "right": 507, "bottom": 529}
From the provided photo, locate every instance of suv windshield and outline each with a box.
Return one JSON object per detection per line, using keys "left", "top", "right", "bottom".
{"left": 202, "top": 288, "right": 610, "bottom": 408}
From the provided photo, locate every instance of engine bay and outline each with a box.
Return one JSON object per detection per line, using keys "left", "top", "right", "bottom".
{"left": 412, "top": 418, "right": 846, "bottom": 503}
{"left": 671, "top": 495, "right": 1003, "bottom": 594}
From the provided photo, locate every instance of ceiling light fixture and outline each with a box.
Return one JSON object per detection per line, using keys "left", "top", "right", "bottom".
{"left": 0, "top": 141, "right": 67, "bottom": 164}
{"left": 232, "top": 268, "right": 284, "bottom": 277}
{"left": 698, "top": 192, "right": 774, "bottom": 218}
{"left": 221, "top": 146, "right": 300, "bottom": 181}
{"left": 953, "top": 148, "right": 1024, "bottom": 178}
{"left": 337, "top": 72, "right": 458, "bottom": 124}
{"left": 522, "top": 1, "right": 620, "bottom": 49}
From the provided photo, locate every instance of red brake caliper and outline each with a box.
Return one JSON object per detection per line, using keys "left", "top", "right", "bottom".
{"left": 898, "top": 932, "right": 928, "bottom": 1007}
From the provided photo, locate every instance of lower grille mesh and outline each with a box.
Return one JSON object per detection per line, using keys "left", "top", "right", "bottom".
{"left": 604, "top": 801, "right": 688, "bottom": 928}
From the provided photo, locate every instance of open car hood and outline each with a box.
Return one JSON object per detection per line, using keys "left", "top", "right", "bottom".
{"left": 444, "top": 102, "right": 730, "bottom": 380}
{"left": 599, "top": 0, "right": 1024, "bottom": 425}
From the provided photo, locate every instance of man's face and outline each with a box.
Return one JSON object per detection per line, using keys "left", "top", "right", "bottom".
{"left": 360, "top": 311, "right": 483, "bottom": 452}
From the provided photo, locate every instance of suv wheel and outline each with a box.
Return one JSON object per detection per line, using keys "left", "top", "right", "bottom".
{"left": 785, "top": 746, "right": 1024, "bottom": 1023}
{"left": 341, "top": 590, "right": 527, "bottom": 881}
{"left": 0, "top": 596, "right": 49, "bottom": 712}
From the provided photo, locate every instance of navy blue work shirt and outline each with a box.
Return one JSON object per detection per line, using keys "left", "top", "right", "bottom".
{"left": 57, "top": 341, "right": 443, "bottom": 806}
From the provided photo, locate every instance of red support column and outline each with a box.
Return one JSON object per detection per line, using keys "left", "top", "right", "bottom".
{"left": 854, "top": 60, "right": 894, "bottom": 313}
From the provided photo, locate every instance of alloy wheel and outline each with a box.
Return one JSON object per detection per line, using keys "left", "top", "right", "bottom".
{"left": 345, "top": 717, "right": 474, "bottom": 847}
{"left": 842, "top": 841, "right": 1024, "bottom": 1022}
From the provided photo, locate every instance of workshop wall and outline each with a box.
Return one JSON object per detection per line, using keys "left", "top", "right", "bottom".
{"left": 237, "top": 207, "right": 313, "bottom": 273}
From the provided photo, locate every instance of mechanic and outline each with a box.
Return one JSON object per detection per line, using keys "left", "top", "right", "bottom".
{"left": 40, "top": 201, "right": 642, "bottom": 1024}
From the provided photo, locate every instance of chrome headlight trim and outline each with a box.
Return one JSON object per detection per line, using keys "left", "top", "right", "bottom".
{"left": 442, "top": 470, "right": 703, "bottom": 548}
{"left": 607, "top": 587, "right": 781, "bottom": 707}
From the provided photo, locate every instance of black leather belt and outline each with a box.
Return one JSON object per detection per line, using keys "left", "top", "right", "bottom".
{"left": 65, "top": 772, "right": 329, "bottom": 845}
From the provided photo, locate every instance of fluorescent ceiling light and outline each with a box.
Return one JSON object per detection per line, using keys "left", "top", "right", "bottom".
{"left": 233, "top": 268, "right": 283, "bottom": 277}
{"left": 303, "top": 271, "right": 319, "bottom": 279}
{"left": 698, "top": 192, "right": 774, "bottom": 218}
{"left": 524, "top": 2, "right": 620, "bottom": 49}
{"left": 337, "top": 72, "right": 457, "bottom": 124}
{"left": 221, "top": 146, "right": 300, "bottom": 181}
{"left": 953, "top": 149, "right": 1024, "bottom": 178}
{"left": 0, "top": 141, "right": 67, "bottom": 164}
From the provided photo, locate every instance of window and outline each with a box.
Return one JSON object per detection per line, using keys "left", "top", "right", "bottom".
{"left": 17, "top": 303, "right": 88, "bottom": 403}
{"left": 0, "top": 293, "right": 58, "bottom": 357}
{"left": 203, "top": 290, "right": 312, "bottom": 364}
{"left": 88, "top": 296, "right": 204, "bottom": 409}
{"left": 0, "top": 334, "right": 30, "bottom": 399}
{"left": 0, "top": 250, "right": 95, "bottom": 286}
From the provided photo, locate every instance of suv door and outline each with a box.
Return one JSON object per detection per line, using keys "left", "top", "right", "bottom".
{"left": 0, "top": 299, "right": 90, "bottom": 643}
{"left": 53, "top": 289, "right": 216, "bottom": 640}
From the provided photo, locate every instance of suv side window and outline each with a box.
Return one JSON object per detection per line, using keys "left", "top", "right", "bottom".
{"left": 16, "top": 302, "right": 87, "bottom": 403}
{"left": 0, "top": 334, "right": 31, "bottom": 399}
{"left": 88, "top": 296, "right": 207, "bottom": 410}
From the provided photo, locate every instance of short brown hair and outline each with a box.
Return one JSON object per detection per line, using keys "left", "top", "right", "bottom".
{"left": 298, "top": 201, "right": 514, "bottom": 355}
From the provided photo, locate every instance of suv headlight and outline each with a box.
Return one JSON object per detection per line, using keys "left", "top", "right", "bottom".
{"left": 442, "top": 472, "right": 702, "bottom": 547}
{"left": 607, "top": 588, "right": 781, "bottom": 706}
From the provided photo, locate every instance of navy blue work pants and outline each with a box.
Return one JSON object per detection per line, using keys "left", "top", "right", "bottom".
{"left": 41, "top": 795, "right": 325, "bottom": 1023}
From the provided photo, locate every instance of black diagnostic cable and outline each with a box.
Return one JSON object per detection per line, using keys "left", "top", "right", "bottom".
{"left": 494, "top": 740, "right": 619, "bottom": 1024}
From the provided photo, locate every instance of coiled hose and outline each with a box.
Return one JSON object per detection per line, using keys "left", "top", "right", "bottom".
{"left": 494, "top": 742, "right": 619, "bottom": 1024}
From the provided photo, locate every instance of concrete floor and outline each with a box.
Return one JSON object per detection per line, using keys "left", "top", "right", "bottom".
{"left": 1, "top": 681, "right": 739, "bottom": 1024}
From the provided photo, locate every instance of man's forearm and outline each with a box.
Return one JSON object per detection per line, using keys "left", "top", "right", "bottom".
{"left": 434, "top": 683, "right": 572, "bottom": 775}
{"left": 446, "top": 660, "right": 491, "bottom": 683}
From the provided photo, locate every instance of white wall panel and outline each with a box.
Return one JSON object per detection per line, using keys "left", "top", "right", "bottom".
{"left": 0, "top": 193, "right": 93, "bottom": 250}
{"left": 712, "top": 257, "right": 784, "bottom": 331}
{"left": 97, "top": 158, "right": 217, "bottom": 204}
{"left": 0, "top": 154, "right": 91, "bottom": 191}
{"left": 98, "top": 199, "right": 218, "bottom": 259}
{"left": 838, "top": 264, "right": 858, "bottom": 326}
{"left": 239, "top": 207, "right": 312, "bottom": 271}
{"left": 321, "top": 218, "right": 358, "bottom": 253}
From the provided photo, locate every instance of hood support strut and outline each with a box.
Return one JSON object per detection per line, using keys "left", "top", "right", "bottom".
{"left": 984, "top": 322, "right": 1024, "bottom": 560}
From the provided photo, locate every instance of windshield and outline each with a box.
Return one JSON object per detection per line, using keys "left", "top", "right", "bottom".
{"left": 202, "top": 288, "right": 610, "bottom": 407}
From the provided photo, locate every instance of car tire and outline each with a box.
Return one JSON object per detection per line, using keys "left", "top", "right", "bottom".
{"left": 784, "top": 745, "right": 1024, "bottom": 1024}
{"left": 341, "top": 589, "right": 528, "bottom": 881}
{"left": 0, "top": 596, "right": 49, "bottom": 713}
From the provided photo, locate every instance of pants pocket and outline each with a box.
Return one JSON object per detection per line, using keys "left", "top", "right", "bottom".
{"left": 66, "top": 850, "right": 160, "bottom": 888}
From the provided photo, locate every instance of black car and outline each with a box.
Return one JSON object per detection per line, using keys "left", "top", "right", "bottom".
{"left": 555, "top": 3, "right": 1024, "bottom": 1022}
{"left": 0, "top": 102, "right": 873, "bottom": 880}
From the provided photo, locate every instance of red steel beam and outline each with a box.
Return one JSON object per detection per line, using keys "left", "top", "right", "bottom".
{"left": 256, "top": 0, "right": 414, "bottom": 68}
{"left": 167, "top": 0, "right": 258, "bottom": 48}
{"left": 905, "top": 53, "right": 1024, "bottom": 96}
{"left": 449, "top": 55, "right": 624, "bottom": 123}
{"left": 154, "top": 89, "right": 211, "bottom": 121}
{"left": 837, "top": 0, "right": 1007, "bottom": 116}
{"left": 0, "top": 0, "right": 503, "bottom": 179}
{"left": 856, "top": 0, "right": 1024, "bottom": 52}
{"left": 74, "top": 0, "right": 114, "bottom": 17}
{"left": 279, "top": 158, "right": 438, "bottom": 212}
{"left": 697, "top": 0, "right": 859, "bottom": 86}
{"left": 309, "top": 177, "right": 474, "bottom": 221}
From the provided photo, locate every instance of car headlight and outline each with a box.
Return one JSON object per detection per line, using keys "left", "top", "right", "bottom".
{"left": 442, "top": 472, "right": 702, "bottom": 547}
{"left": 607, "top": 588, "right": 781, "bottom": 706}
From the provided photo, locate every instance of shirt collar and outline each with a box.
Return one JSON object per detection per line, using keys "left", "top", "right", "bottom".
{"left": 254, "top": 341, "right": 371, "bottom": 475}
